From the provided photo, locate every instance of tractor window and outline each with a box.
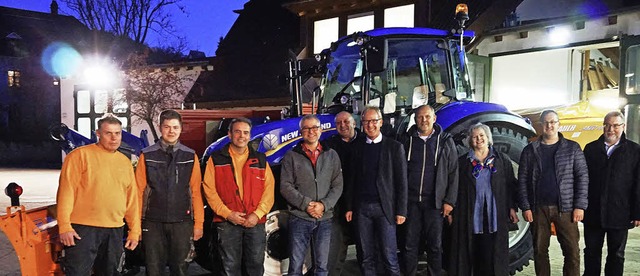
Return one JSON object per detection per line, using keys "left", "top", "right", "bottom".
{"left": 370, "top": 38, "right": 451, "bottom": 109}
{"left": 624, "top": 44, "right": 640, "bottom": 95}
{"left": 321, "top": 37, "right": 453, "bottom": 113}
{"left": 451, "top": 41, "right": 474, "bottom": 100}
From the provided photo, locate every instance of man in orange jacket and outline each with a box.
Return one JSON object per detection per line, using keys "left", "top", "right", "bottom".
{"left": 203, "top": 117, "right": 275, "bottom": 276}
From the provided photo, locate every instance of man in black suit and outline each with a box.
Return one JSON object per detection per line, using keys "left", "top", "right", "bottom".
{"left": 346, "top": 106, "right": 408, "bottom": 275}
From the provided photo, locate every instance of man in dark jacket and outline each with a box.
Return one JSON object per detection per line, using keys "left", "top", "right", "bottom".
{"left": 325, "top": 111, "right": 364, "bottom": 276}
{"left": 517, "top": 109, "right": 589, "bottom": 276}
{"left": 135, "top": 110, "right": 204, "bottom": 275}
{"left": 281, "top": 114, "right": 343, "bottom": 276}
{"left": 400, "top": 105, "right": 458, "bottom": 276}
{"left": 582, "top": 111, "right": 640, "bottom": 276}
{"left": 346, "top": 106, "right": 408, "bottom": 275}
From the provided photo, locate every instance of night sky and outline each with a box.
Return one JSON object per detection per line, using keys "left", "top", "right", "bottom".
{"left": 0, "top": 0, "right": 248, "bottom": 56}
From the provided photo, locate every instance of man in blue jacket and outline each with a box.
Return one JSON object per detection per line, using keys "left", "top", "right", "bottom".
{"left": 517, "top": 109, "right": 588, "bottom": 276}
{"left": 582, "top": 111, "right": 640, "bottom": 276}
{"left": 400, "top": 104, "right": 458, "bottom": 276}
{"left": 346, "top": 106, "right": 408, "bottom": 275}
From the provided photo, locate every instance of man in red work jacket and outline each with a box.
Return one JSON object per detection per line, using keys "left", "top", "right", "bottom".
{"left": 203, "top": 117, "right": 275, "bottom": 276}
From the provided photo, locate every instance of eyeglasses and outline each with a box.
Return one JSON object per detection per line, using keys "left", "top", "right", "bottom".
{"left": 361, "top": 118, "right": 381, "bottom": 125}
{"left": 604, "top": 123, "right": 624, "bottom": 129}
{"left": 301, "top": 126, "right": 321, "bottom": 133}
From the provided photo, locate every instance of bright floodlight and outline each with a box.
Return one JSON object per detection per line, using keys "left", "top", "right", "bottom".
{"left": 547, "top": 26, "right": 571, "bottom": 47}
{"left": 83, "top": 59, "right": 117, "bottom": 88}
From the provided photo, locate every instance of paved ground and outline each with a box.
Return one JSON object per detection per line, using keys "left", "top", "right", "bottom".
{"left": 2, "top": 169, "right": 640, "bottom": 275}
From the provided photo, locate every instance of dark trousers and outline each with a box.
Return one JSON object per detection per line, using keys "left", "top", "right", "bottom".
{"left": 403, "top": 202, "right": 443, "bottom": 276}
{"left": 328, "top": 215, "right": 350, "bottom": 276}
{"left": 215, "top": 221, "right": 266, "bottom": 276}
{"left": 355, "top": 201, "right": 400, "bottom": 276}
{"left": 583, "top": 224, "right": 628, "bottom": 276}
{"left": 62, "top": 224, "right": 124, "bottom": 276}
{"left": 473, "top": 232, "right": 497, "bottom": 276}
{"left": 531, "top": 206, "right": 580, "bottom": 276}
{"left": 142, "top": 220, "right": 193, "bottom": 276}
{"left": 288, "top": 215, "right": 333, "bottom": 276}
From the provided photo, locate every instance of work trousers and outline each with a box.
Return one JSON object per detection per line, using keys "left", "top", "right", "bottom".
{"left": 62, "top": 224, "right": 124, "bottom": 276}
{"left": 215, "top": 221, "right": 266, "bottom": 276}
{"left": 583, "top": 224, "right": 628, "bottom": 276}
{"left": 531, "top": 205, "right": 580, "bottom": 276}
{"left": 142, "top": 220, "right": 193, "bottom": 276}
{"left": 403, "top": 202, "right": 443, "bottom": 276}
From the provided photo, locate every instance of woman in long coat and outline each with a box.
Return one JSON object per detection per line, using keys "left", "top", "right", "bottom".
{"left": 448, "top": 123, "right": 519, "bottom": 276}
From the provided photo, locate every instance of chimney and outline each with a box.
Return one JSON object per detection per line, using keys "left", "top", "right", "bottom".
{"left": 50, "top": 0, "right": 59, "bottom": 15}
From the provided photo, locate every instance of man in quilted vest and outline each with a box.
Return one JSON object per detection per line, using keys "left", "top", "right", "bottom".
{"left": 136, "top": 109, "right": 204, "bottom": 275}
{"left": 203, "top": 117, "right": 275, "bottom": 276}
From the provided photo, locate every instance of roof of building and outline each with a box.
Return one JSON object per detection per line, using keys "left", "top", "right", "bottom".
{"left": 0, "top": 6, "right": 92, "bottom": 57}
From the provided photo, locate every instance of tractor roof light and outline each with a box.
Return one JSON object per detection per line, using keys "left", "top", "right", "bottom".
{"left": 455, "top": 4, "right": 470, "bottom": 28}
{"left": 5, "top": 182, "right": 23, "bottom": 206}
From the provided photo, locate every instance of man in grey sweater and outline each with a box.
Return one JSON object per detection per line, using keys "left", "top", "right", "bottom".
{"left": 280, "top": 114, "right": 343, "bottom": 276}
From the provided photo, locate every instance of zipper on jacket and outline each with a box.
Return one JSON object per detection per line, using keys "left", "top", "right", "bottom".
{"left": 419, "top": 140, "right": 427, "bottom": 202}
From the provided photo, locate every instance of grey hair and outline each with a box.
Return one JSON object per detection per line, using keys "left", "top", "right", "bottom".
{"left": 604, "top": 110, "right": 625, "bottom": 123}
{"left": 361, "top": 106, "right": 382, "bottom": 119}
{"left": 467, "top": 123, "right": 493, "bottom": 146}
{"left": 299, "top": 114, "right": 320, "bottom": 129}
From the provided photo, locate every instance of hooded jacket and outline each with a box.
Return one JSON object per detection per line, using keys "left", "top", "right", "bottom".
{"left": 400, "top": 123, "right": 459, "bottom": 208}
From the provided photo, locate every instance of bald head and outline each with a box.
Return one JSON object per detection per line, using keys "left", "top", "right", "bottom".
{"left": 335, "top": 111, "right": 356, "bottom": 141}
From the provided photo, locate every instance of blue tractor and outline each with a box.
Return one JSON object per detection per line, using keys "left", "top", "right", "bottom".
{"left": 197, "top": 6, "right": 536, "bottom": 275}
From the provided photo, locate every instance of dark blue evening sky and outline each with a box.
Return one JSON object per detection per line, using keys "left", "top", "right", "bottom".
{"left": 0, "top": 0, "right": 248, "bottom": 56}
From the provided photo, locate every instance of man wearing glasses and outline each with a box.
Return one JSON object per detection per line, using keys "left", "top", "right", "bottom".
{"left": 345, "top": 106, "right": 408, "bottom": 275}
{"left": 281, "top": 114, "right": 343, "bottom": 276}
{"left": 517, "top": 109, "right": 589, "bottom": 276}
{"left": 582, "top": 111, "right": 640, "bottom": 276}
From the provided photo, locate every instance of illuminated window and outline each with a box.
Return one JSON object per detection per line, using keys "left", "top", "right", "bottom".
{"left": 385, "top": 4, "right": 415, "bottom": 28}
{"left": 314, "top": 17, "right": 339, "bottom": 54}
{"left": 7, "top": 70, "right": 20, "bottom": 87}
{"left": 347, "top": 12, "right": 374, "bottom": 34}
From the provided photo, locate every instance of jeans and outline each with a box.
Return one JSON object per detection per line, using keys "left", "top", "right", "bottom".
{"left": 288, "top": 215, "right": 332, "bottom": 276}
{"left": 355, "top": 201, "right": 400, "bottom": 276}
{"left": 215, "top": 221, "right": 266, "bottom": 276}
{"left": 531, "top": 205, "right": 580, "bottom": 276}
{"left": 62, "top": 224, "right": 124, "bottom": 276}
{"left": 583, "top": 224, "right": 628, "bottom": 276}
{"left": 403, "top": 202, "right": 443, "bottom": 276}
{"left": 142, "top": 220, "right": 193, "bottom": 276}
{"left": 327, "top": 215, "right": 351, "bottom": 276}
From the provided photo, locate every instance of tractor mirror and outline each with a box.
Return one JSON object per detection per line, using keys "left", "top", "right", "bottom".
{"left": 365, "top": 38, "right": 388, "bottom": 73}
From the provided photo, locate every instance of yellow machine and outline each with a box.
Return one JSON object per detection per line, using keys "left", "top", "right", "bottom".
{"left": 516, "top": 89, "right": 617, "bottom": 148}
